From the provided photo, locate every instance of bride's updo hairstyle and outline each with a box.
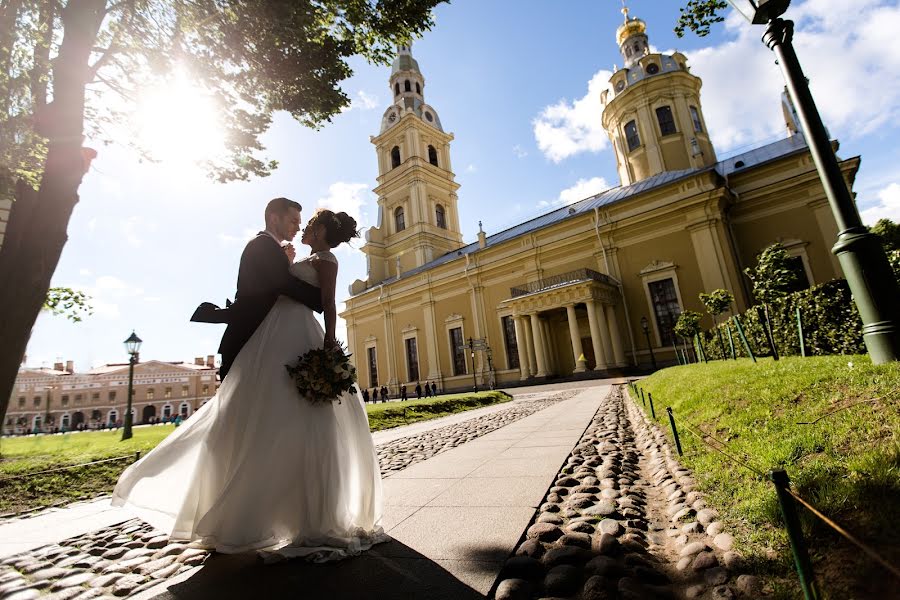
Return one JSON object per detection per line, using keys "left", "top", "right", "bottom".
{"left": 311, "top": 209, "right": 360, "bottom": 248}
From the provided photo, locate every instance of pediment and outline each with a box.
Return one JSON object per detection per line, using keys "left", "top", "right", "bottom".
{"left": 640, "top": 260, "right": 677, "bottom": 275}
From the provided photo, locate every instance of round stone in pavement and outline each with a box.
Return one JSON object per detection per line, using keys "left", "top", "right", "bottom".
{"left": 500, "top": 556, "right": 544, "bottom": 581}
{"left": 584, "top": 555, "right": 622, "bottom": 579}
{"left": 592, "top": 532, "right": 621, "bottom": 555}
{"left": 495, "top": 578, "right": 532, "bottom": 600}
{"left": 692, "top": 551, "right": 718, "bottom": 570}
{"left": 527, "top": 523, "right": 563, "bottom": 543}
{"left": 515, "top": 539, "right": 544, "bottom": 558}
{"left": 543, "top": 564, "right": 581, "bottom": 597}
{"left": 559, "top": 532, "right": 591, "bottom": 549}
{"left": 541, "top": 546, "right": 591, "bottom": 567}
{"left": 112, "top": 574, "right": 146, "bottom": 597}
{"left": 703, "top": 566, "right": 729, "bottom": 586}
{"left": 581, "top": 500, "right": 617, "bottom": 517}
{"left": 51, "top": 572, "right": 95, "bottom": 591}
{"left": 598, "top": 519, "right": 621, "bottom": 536}
{"left": 581, "top": 575, "right": 614, "bottom": 600}
{"left": 714, "top": 533, "right": 734, "bottom": 551}
{"left": 3, "top": 589, "right": 42, "bottom": 600}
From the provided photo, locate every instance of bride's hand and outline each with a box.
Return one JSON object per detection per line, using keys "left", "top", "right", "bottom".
{"left": 283, "top": 243, "right": 296, "bottom": 262}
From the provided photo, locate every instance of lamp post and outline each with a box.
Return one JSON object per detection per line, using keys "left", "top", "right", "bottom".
{"left": 121, "top": 331, "right": 142, "bottom": 441}
{"left": 729, "top": 0, "right": 900, "bottom": 364}
{"left": 640, "top": 317, "right": 657, "bottom": 371}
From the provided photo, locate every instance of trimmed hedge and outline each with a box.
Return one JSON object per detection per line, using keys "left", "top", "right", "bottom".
{"left": 700, "top": 279, "right": 864, "bottom": 360}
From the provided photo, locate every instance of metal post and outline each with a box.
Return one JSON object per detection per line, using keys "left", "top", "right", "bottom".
{"left": 769, "top": 469, "right": 821, "bottom": 600}
{"left": 732, "top": 316, "right": 757, "bottom": 363}
{"left": 639, "top": 387, "right": 646, "bottom": 407}
{"left": 666, "top": 407, "right": 683, "bottom": 456}
{"left": 122, "top": 355, "right": 136, "bottom": 441}
{"left": 643, "top": 329, "right": 657, "bottom": 370}
{"left": 763, "top": 304, "right": 780, "bottom": 361}
{"left": 695, "top": 334, "right": 708, "bottom": 364}
{"left": 726, "top": 321, "right": 737, "bottom": 360}
{"left": 674, "top": 343, "right": 682, "bottom": 365}
{"left": 648, "top": 392, "right": 656, "bottom": 420}
{"left": 764, "top": 18, "right": 900, "bottom": 364}
{"left": 796, "top": 306, "right": 806, "bottom": 357}
{"left": 134, "top": 451, "right": 141, "bottom": 462}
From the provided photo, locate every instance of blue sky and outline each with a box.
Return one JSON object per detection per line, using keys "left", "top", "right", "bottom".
{"left": 24, "top": 0, "right": 900, "bottom": 370}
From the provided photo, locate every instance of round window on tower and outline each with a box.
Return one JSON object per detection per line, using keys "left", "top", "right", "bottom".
{"left": 425, "top": 112, "right": 433, "bottom": 122}
{"left": 646, "top": 63, "right": 659, "bottom": 75}
{"left": 615, "top": 80, "right": 626, "bottom": 92}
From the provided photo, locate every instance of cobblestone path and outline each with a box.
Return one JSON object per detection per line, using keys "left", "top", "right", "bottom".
{"left": 495, "top": 385, "right": 763, "bottom": 600}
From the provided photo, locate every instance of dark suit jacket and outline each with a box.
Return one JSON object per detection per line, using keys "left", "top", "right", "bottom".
{"left": 217, "top": 232, "right": 323, "bottom": 379}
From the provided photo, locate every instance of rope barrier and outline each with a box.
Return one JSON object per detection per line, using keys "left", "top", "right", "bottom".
{"left": 795, "top": 392, "right": 895, "bottom": 425}
{"left": 622, "top": 384, "right": 900, "bottom": 585}
{"left": 785, "top": 488, "right": 900, "bottom": 582}
{"left": 0, "top": 454, "right": 138, "bottom": 482}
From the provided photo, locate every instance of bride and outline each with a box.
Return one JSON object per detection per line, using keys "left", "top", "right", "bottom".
{"left": 112, "top": 209, "right": 387, "bottom": 563}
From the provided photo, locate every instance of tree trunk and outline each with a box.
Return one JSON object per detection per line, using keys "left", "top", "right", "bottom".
{"left": 0, "top": 0, "right": 106, "bottom": 428}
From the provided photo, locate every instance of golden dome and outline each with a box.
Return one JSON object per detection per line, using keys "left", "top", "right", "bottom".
{"left": 616, "top": 16, "right": 647, "bottom": 46}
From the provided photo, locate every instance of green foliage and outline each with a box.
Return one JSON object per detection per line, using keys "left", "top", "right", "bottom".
{"left": 699, "top": 288, "right": 734, "bottom": 321}
{"left": 674, "top": 310, "right": 703, "bottom": 339}
{"left": 744, "top": 242, "right": 798, "bottom": 305}
{"left": 674, "top": 0, "right": 728, "bottom": 37}
{"left": 870, "top": 218, "right": 900, "bottom": 252}
{"left": 888, "top": 249, "right": 900, "bottom": 285}
{"left": 1, "top": 0, "right": 445, "bottom": 186}
{"left": 630, "top": 356, "right": 900, "bottom": 599}
{"left": 700, "top": 279, "right": 864, "bottom": 361}
{"left": 42, "top": 287, "right": 92, "bottom": 322}
{"left": 366, "top": 391, "right": 511, "bottom": 431}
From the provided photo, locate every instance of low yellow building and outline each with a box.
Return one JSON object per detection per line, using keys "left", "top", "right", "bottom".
{"left": 341, "top": 13, "right": 855, "bottom": 393}
{"left": 4, "top": 357, "right": 219, "bottom": 434}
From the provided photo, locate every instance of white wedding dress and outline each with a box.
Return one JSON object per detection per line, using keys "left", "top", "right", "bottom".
{"left": 112, "top": 250, "right": 387, "bottom": 562}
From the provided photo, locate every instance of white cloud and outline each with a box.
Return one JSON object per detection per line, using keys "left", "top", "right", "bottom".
{"left": 512, "top": 145, "right": 528, "bottom": 158}
{"left": 343, "top": 90, "right": 380, "bottom": 113}
{"left": 466, "top": 164, "right": 477, "bottom": 173}
{"left": 76, "top": 275, "right": 146, "bottom": 320}
{"left": 316, "top": 182, "right": 372, "bottom": 228}
{"left": 688, "top": 0, "right": 900, "bottom": 152}
{"left": 538, "top": 176, "right": 611, "bottom": 208}
{"left": 532, "top": 70, "right": 612, "bottom": 162}
{"left": 861, "top": 182, "right": 900, "bottom": 225}
{"left": 218, "top": 228, "right": 257, "bottom": 245}
{"left": 79, "top": 268, "right": 93, "bottom": 277}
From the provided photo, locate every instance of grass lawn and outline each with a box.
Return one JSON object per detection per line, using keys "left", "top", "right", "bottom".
{"left": 0, "top": 390, "right": 510, "bottom": 515}
{"left": 630, "top": 355, "right": 900, "bottom": 600}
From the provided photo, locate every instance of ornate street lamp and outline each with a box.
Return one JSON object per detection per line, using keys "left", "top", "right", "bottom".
{"left": 121, "top": 331, "right": 142, "bottom": 441}
{"left": 728, "top": 0, "right": 900, "bottom": 364}
{"left": 640, "top": 317, "right": 657, "bottom": 371}
{"left": 467, "top": 338, "right": 478, "bottom": 393}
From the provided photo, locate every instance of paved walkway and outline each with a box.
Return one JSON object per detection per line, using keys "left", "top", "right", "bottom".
{"left": 0, "top": 382, "right": 615, "bottom": 599}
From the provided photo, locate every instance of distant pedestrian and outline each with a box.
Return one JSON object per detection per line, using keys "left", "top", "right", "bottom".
{"left": 362, "top": 388, "right": 370, "bottom": 403}
{"left": 401, "top": 385, "right": 408, "bottom": 401}
{"left": 415, "top": 382, "right": 422, "bottom": 399}
{"left": 424, "top": 381, "right": 431, "bottom": 398}
{"left": 371, "top": 388, "right": 378, "bottom": 403}
{"left": 431, "top": 381, "right": 437, "bottom": 397}
{"left": 380, "top": 386, "right": 388, "bottom": 402}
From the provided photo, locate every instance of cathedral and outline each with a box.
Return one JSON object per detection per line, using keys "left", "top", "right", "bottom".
{"left": 339, "top": 11, "right": 856, "bottom": 392}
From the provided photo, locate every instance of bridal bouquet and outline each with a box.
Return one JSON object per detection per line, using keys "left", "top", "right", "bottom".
{"left": 285, "top": 344, "right": 358, "bottom": 405}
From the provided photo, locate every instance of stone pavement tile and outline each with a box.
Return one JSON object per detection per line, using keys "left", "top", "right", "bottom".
{"left": 510, "top": 436, "right": 580, "bottom": 448}
{"left": 386, "top": 506, "right": 535, "bottom": 562}
{"left": 388, "top": 455, "right": 488, "bottom": 479}
{"left": 467, "top": 456, "right": 568, "bottom": 478}
{"left": 495, "top": 445, "right": 573, "bottom": 459}
{"left": 380, "top": 505, "right": 420, "bottom": 532}
{"left": 426, "top": 476, "right": 550, "bottom": 508}
{"left": 434, "top": 559, "right": 502, "bottom": 596}
{"left": 382, "top": 478, "right": 457, "bottom": 507}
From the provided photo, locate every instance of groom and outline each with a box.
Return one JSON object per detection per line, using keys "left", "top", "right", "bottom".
{"left": 192, "top": 197, "right": 323, "bottom": 379}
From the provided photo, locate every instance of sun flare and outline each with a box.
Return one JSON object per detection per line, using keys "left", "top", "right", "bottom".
{"left": 135, "top": 72, "right": 226, "bottom": 167}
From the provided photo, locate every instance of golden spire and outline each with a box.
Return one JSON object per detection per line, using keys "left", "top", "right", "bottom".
{"left": 621, "top": 0, "right": 629, "bottom": 23}
{"left": 615, "top": 0, "right": 647, "bottom": 46}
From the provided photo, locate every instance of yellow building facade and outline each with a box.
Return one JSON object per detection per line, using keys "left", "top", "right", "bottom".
{"left": 341, "top": 14, "right": 857, "bottom": 393}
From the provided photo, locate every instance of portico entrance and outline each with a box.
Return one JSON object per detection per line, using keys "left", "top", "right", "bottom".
{"left": 501, "top": 269, "right": 627, "bottom": 380}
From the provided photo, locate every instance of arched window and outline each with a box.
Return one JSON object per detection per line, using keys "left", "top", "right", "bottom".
{"left": 428, "top": 145, "right": 439, "bottom": 166}
{"left": 655, "top": 105, "right": 677, "bottom": 135}
{"left": 395, "top": 207, "right": 406, "bottom": 232}
{"left": 624, "top": 120, "right": 641, "bottom": 152}
{"left": 625, "top": 46, "right": 632, "bottom": 57}
{"left": 394, "top": 83, "right": 400, "bottom": 96}
{"left": 404, "top": 80, "right": 411, "bottom": 92}
{"left": 390, "top": 146, "right": 401, "bottom": 169}
{"left": 415, "top": 82, "right": 421, "bottom": 94}
{"left": 435, "top": 205, "right": 446, "bottom": 229}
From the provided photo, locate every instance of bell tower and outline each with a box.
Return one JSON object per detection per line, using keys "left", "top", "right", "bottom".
{"left": 353, "top": 44, "right": 464, "bottom": 292}
{"left": 601, "top": 6, "right": 717, "bottom": 185}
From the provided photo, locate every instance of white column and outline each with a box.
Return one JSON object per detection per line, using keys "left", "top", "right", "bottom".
{"left": 597, "top": 304, "right": 614, "bottom": 368}
{"left": 530, "top": 313, "right": 548, "bottom": 377}
{"left": 586, "top": 299, "right": 609, "bottom": 370}
{"left": 606, "top": 304, "right": 627, "bottom": 367}
{"left": 541, "top": 319, "right": 555, "bottom": 374}
{"left": 514, "top": 316, "right": 530, "bottom": 380}
{"left": 566, "top": 305, "right": 587, "bottom": 373}
{"left": 523, "top": 316, "right": 537, "bottom": 376}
